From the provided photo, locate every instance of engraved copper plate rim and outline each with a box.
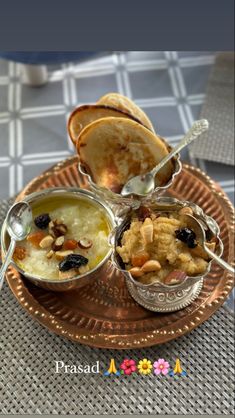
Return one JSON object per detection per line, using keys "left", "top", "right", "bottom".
{"left": 5, "top": 156, "right": 235, "bottom": 349}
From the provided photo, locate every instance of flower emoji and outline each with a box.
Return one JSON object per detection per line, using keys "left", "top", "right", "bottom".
{"left": 120, "top": 359, "right": 137, "bottom": 375}
{"left": 153, "top": 358, "right": 170, "bottom": 375}
{"left": 137, "top": 358, "right": 152, "bottom": 375}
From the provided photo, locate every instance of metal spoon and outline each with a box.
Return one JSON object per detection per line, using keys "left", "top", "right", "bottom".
{"left": 121, "top": 119, "right": 209, "bottom": 197}
{"left": 0, "top": 201, "right": 32, "bottom": 290}
{"left": 183, "top": 214, "right": 234, "bottom": 274}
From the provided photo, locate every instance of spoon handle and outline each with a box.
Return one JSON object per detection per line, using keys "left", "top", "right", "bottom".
{"left": 0, "top": 239, "right": 16, "bottom": 291}
{"left": 151, "top": 119, "right": 209, "bottom": 176}
{"left": 205, "top": 246, "right": 235, "bottom": 274}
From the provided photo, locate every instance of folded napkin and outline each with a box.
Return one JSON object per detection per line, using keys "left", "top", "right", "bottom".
{"left": 189, "top": 52, "right": 234, "bottom": 165}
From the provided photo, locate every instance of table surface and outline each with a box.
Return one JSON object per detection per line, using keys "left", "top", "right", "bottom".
{"left": 0, "top": 52, "right": 234, "bottom": 415}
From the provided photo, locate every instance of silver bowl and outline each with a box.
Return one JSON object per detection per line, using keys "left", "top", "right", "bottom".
{"left": 1, "top": 187, "right": 116, "bottom": 292}
{"left": 111, "top": 196, "right": 223, "bottom": 312}
{"left": 78, "top": 137, "right": 182, "bottom": 208}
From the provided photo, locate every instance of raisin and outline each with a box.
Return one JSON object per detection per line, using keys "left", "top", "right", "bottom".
{"left": 59, "top": 254, "right": 88, "bottom": 272}
{"left": 137, "top": 206, "right": 151, "bottom": 221}
{"left": 14, "top": 246, "right": 26, "bottom": 260}
{"left": 175, "top": 228, "right": 197, "bottom": 248}
{"left": 27, "top": 231, "right": 46, "bottom": 247}
{"left": 34, "top": 213, "right": 51, "bottom": 229}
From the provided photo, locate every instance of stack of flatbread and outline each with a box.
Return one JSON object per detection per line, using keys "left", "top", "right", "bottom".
{"left": 68, "top": 93, "right": 174, "bottom": 193}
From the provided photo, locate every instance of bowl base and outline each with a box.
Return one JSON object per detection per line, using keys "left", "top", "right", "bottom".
{"left": 126, "top": 278, "right": 204, "bottom": 312}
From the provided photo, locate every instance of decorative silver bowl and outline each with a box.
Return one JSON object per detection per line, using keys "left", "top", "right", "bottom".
{"left": 111, "top": 196, "right": 223, "bottom": 312}
{"left": 1, "top": 187, "right": 116, "bottom": 292}
{"left": 78, "top": 137, "right": 182, "bottom": 208}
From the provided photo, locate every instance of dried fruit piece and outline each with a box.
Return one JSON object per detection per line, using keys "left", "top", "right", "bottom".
{"left": 27, "top": 231, "right": 46, "bottom": 247}
{"left": 55, "top": 250, "right": 74, "bottom": 260}
{"left": 164, "top": 270, "right": 187, "bottom": 285}
{"left": 175, "top": 228, "right": 197, "bottom": 248}
{"left": 13, "top": 246, "right": 26, "bottom": 261}
{"left": 64, "top": 239, "right": 78, "bottom": 250}
{"left": 140, "top": 218, "right": 154, "bottom": 244}
{"left": 39, "top": 235, "right": 54, "bottom": 249}
{"left": 78, "top": 238, "right": 93, "bottom": 249}
{"left": 141, "top": 259, "right": 161, "bottom": 273}
{"left": 59, "top": 254, "right": 88, "bottom": 272}
{"left": 128, "top": 267, "right": 144, "bottom": 278}
{"left": 34, "top": 213, "right": 51, "bottom": 229}
{"left": 131, "top": 251, "right": 150, "bottom": 267}
{"left": 52, "top": 236, "right": 64, "bottom": 251}
{"left": 137, "top": 206, "right": 151, "bottom": 221}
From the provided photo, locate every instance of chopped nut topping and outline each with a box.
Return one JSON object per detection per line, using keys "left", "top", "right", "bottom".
{"left": 39, "top": 235, "right": 54, "bottom": 249}
{"left": 46, "top": 250, "right": 54, "bottom": 259}
{"left": 78, "top": 238, "right": 93, "bottom": 249}
{"left": 49, "top": 219, "right": 68, "bottom": 238}
{"left": 52, "top": 236, "right": 64, "bottom": 251}
{"left": 59, "top": 268, "right": 78, "bottom": 280}
{"left": 55, "top": 250, "right": 74, "bottom": 260}
{"left": 141, "top": 260, "right": 161, "bottom": 273}
{"left": 140, "top": 217, "right": 153, "bottom": 244}
{"left": 128, "top": 267, "right": 144, "bottom": 278}
{"left": 164, "top": 270, "right": 187, "bottom": 285}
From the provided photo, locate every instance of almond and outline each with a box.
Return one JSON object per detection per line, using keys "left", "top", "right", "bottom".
{"left": 39, "top": 235, "right": 54, "bottom": 249}
{"left": 52, "top": 236, "right": 64, "bottom": 251}
{"left": 55, "top": 250, "right": 74, "bottom": 260}
{"left": 164, "top": 270, "right": 187, "bottom": 285}
{"left": 140, "top": 218, "right": 153, "bottom": 244}
{"left": 128, "top": 267, "right": 144, "bottom": 278}
{"left": 141, "top": 260, "right": 161, "bottom": 272}
{"left": 78, "top": 238, "right": 93, "bottom": 249}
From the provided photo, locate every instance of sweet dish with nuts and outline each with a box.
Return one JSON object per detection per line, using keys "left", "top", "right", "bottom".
{"left": 116, "top": 206, "right": 217, "bottom": 285}
{"left": 13, "top": 195, "right": 111, "bottom": 280}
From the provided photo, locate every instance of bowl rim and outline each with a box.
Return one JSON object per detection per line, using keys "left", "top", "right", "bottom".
{"left": 111, "top": 196, "right": 224, "bottom": 291}
{"left": 78, "top": 136, "right": 182, "bottom": 204}
{"left": 1, "top": 187, "right": 116, "bottom": 284}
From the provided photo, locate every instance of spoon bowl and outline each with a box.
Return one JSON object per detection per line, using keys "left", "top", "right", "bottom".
{"left": 183, "top": 214, "right": 234, "bottom": 274}
{"left": 0, "top": 201, "right": 32, "bottom": 290}
{"left": 121, "top": 119, "right": 209, "bottom": 197}
{"left": 7, "top": 201, "right": 33, "bottom": 241}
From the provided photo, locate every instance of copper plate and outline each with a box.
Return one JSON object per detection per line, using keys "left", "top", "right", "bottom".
{"left": 6, "top": 156, "right": 235, "bottom": 349}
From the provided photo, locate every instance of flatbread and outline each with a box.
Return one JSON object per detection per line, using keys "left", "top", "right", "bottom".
{"left": 68, "top": 104, "right": 142, "bottom": 146}
{"left": 97, "top": 93, "right": 155, "bottom": 133}
{"left": 77, "top": 117, "right": 173, "bottom": 193}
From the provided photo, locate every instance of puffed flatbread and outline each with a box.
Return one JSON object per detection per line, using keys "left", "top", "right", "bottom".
{"left": 68, "top": 104, "right": 142, "bottom": 146}
{"left": 97, "top": 93, "right": 155, "bottom": 133}
{"left": 77, "top": 117, "right": 173, "bottom": 193}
